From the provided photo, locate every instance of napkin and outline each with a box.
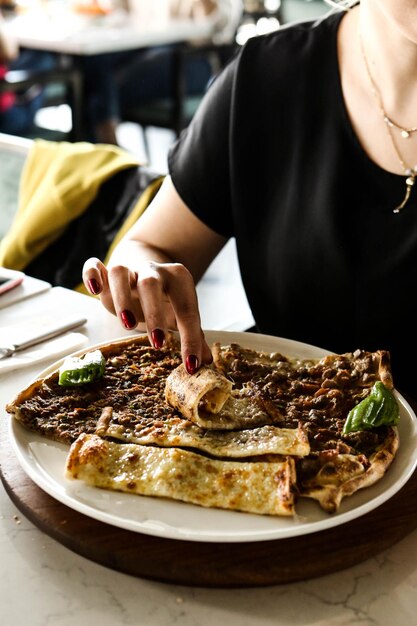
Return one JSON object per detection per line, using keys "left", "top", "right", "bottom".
{"left": 0, "top": 332, "right": 88, "bottom": 375}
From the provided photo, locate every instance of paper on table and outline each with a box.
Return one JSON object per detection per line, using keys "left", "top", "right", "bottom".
{"left": 0, "top": 274, "right": 51, "bottom": 310}
{"left": 0, "top": 332, "right": 88, "bottom": 375}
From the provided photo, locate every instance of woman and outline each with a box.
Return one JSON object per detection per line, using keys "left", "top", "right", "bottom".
{"left": 83, "top": 0, "right": 417, "bottom": 397}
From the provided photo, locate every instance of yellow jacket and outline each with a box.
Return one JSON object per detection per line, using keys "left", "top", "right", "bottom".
{"left": 0, "top": 139, "right": 140, "bottom": 273}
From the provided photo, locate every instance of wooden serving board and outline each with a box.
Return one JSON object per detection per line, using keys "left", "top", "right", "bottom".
{"left": 2, "top": 409, "right": 417, "bottom": 588}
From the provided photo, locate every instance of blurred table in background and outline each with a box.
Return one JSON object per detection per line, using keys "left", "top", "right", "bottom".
{"left": 5, "top": 1, "right": 214, "bottom": 55}
{"left": 3, "top": 1, "right": 217, "bottom": 139}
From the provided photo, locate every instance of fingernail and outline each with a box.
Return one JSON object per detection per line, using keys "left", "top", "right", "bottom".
{"left": 185, "top": 354, "right": 199, "bottom": 375}
{"left": 87, "top": 278, "right": 100, "bottom": 295}
{"left": 121, "top": 309, "right": 136, "bottom": 329}
{"left": 151, "top": 328, "right": 165, "bottom": 349}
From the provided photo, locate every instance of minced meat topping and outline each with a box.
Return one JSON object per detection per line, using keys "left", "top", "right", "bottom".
{"left": 9, "top": 339, "right": 390, "bottom": 458}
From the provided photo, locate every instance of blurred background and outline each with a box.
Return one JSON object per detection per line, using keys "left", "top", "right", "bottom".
{"left": 1, "top": 0, "right": 330, "bottom": 170}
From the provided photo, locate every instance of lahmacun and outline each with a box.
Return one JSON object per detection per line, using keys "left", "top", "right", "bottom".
{"left": 6, "top": 333, "right": 399, "bottom": 516}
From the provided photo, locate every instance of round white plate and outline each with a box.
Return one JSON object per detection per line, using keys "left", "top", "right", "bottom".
{"left": 9, "top": 331, "right": 417, "bottom": 543}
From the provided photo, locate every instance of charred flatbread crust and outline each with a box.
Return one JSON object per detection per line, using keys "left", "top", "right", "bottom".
{"left": 6, "top": 334, "right": 309, "bottom": 461}
{"left": 66, "top": 433, "right": 297, "bottom": 516}
{"left": 299, "top": 426, "right": 399, "bottom": 512}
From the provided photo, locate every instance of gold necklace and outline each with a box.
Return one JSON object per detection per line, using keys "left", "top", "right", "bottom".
{"left": 383, "top": 115, "right": 417, "bottom": 139}
{"left": 359, "top": 32, "right": 417, "bottom": 213}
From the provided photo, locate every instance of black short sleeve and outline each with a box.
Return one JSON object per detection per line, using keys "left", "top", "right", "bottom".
{"left": 168, "top": 58, "right": 237, "bottom": 238}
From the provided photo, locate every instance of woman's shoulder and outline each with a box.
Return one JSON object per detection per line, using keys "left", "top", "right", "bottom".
{"left": 239, "top": 10, "right": 343, "bottom": 63}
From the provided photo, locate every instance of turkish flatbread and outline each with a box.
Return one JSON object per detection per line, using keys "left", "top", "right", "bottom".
{"left": 66, "top": 433, "right": 297, "bottom": 516}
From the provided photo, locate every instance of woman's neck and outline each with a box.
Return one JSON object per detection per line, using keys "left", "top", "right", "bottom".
{"left": 338, "top": 2, "right": 417, "bottom": 177}
{"left": 358, "top": 1, "right": 417, "bottom": 119}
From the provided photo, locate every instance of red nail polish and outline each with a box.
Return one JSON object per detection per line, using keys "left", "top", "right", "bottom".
{"left": 151, "top": 328, "right": 165, "bottom": 349}
{"left": 185, "top": 354, "right": 199, "bottom": 375}
{"left": 121, "top": 309, "right": 136, "bottom": 329}
{"left": 87, "top": 278, "right": 100, "bottom": 295}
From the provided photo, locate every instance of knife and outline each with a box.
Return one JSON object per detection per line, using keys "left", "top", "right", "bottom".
{"left": 0, "top": 317, "right": 87, "bottom": 360}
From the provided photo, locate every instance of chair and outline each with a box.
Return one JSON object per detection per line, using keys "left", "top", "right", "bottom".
{"left": 0, "top": 136, "right": 165, "bottom": 290}
{"left": 0, "top": 132, "right": 30, "bottom": 242}
{"left": 120, "top": 40, "right": 238, "bottom": 159}
{"left": 0, "top": 65, "right": 83, "bottom": 141}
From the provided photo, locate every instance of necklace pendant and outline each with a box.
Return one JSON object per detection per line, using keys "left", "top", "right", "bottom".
{"left": 394, "top": 175, "right": 415, "bottom": 213}
{"left": 401, "top": 130, "right": 410, "bottom": 138}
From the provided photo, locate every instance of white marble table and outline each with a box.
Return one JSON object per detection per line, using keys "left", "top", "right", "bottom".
{"left": 1, "top": 284, "right": 417, "bottom": 625}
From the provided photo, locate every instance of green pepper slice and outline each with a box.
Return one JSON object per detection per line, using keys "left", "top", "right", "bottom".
{"left": 58, "top": 349, "right": 106, "bottom": 386}
{"left": 343, "top": 381, "right": 400, "bottom": 434}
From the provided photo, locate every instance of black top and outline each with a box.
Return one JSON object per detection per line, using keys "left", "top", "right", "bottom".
{"left": 168, "top": 11, "right": 417, "bottom": 397}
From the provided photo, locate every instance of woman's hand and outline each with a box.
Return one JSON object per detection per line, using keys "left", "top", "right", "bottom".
{"left": 82, "top": 256, "right": 213, "bottom": 374}
{"left": 82, "top": 176, "right": 227, "bottom": 374}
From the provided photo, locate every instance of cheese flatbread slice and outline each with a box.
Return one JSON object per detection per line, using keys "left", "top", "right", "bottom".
{"left": 95, "top": 407, "right": 310, "bottom": 458}
{"left": 66, "top": 433, "right": 297, "bottom": 516}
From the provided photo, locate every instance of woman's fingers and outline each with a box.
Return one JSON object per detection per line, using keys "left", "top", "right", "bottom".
{"left": 83, "top": 258, "right": 212, "bottom": 371}
{"left": 134, "top": 261, "right": 171, "bottom": 347}
{"left": 158, "top": 263, "right": 212, "bottom": 372}
{"left": 200, "top": 329, "right": 214, "bottom": 366}
{"left": 83, "top": 258, "right": 128, "bottom": 318}
{"left": 83, "top": 257, "right": 105, "bottom": 295}
{"left": 107, "top": 263, "right": 149, "bottom": 330}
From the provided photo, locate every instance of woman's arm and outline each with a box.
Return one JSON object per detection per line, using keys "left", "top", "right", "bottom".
{"left": 83, "top": 176, "right": 227, "bottom": 372}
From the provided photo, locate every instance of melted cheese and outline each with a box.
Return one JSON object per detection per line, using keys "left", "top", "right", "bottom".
{"left": 66, "top": 434, "right": 296, "bottom": 516}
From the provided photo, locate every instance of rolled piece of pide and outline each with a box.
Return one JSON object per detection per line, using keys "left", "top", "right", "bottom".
{"left": 165, "top": 364, "right": 233, "bottom": 428}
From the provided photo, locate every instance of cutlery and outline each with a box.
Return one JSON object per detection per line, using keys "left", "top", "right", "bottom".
{"left": 0, "top": 317, "right": 87, "bottom": 360}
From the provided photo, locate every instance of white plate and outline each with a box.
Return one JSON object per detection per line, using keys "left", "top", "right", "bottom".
{"left": 9, "top": 331, "right": 417, "bottom": 543}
